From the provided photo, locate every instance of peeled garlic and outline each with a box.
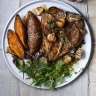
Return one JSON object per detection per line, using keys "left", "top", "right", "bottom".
{"left": 47, "top": 33, "right": 56, "bottom": 42}
{"left": 56, "top": 18, "right": 65, "bottom": 27}
{"left": 63, "top": 55, "right": 72, "bottom": 64}
{"left": 75, "top": 48, "right": 84, "bottom": 59}
{"left": 58, "top": 18, "right": 65, "bottom": 23}
{"left": 35, "top": 7, "right": 44, "bottom": 15}
{"left": 56, "top": 21, "right": 64, "bottom": 27}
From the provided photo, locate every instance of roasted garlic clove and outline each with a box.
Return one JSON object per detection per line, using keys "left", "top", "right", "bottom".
{"left": 58, "top": 18, "right": 65, "bottom": 23}
{"left": 63, "top": 55, "right": 72, "bottom": 64}
{"left": 35, "top": 7, "right": 44, "bottom": 15}
{"left": 47, "top": 33, "right": 56, "bottom": 42}
{"left": 56, "top": 18, "right": 65, "bottom": 27}
{"left": 75, "top": 48, "right": 84, "bottom": 59}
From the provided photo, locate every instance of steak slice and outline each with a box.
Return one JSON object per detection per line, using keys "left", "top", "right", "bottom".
{"left": 41, "top": 13, "right": 55, "bottom": 37}
{"left": 66, "top": 12, "right": 82, "bottom": 22}
{"left": 64, "top": 22, "right": 81, "bottom": 47}
{"left": 41, "top": 35, "right": 52, "bottom": 54}
{"left": 47, "top": 7, "right": 66, "bottom": 19}
{"left": 47, "top": 30, "right": 73, "bottom": 60}
{"left": 65, "top": 12, "right": 86, "bottom": 46}
{"left": 41, "top": 33, "right": 73, "bottom": 61}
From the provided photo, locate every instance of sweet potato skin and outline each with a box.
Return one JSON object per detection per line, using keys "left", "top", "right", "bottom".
{"left": 14, "top": 14, "right": 27, "bottom": 49}
{"left": 27, "top": 11, "right": 42, "bottom": 54}
{"left": 7, "top": 29, "right": 25, "bottom": 58}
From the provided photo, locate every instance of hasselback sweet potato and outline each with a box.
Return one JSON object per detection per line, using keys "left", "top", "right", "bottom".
{"left": 14, "top": 14, "right": 27, "bottom": 49}
{"left": 7, "top": 29, "right": 25, "bottom": 58}
{"left": 27, "top": 11, "right": 42, "bottom": 54}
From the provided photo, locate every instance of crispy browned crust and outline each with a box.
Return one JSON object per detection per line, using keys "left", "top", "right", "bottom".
{"left": 47, "top": 7, "right": 66, "bottom": 19}
{"left": 41, "top": 13, "right": 55, "bottom": 36}
{"left": 7, "top": 29, "right": 25, "bottom": 58}
{"left": 14, "top": 14, "right": 27, "bottom": 49}
{"left": 27, "top": 11, "right": 42, "bottom": 54}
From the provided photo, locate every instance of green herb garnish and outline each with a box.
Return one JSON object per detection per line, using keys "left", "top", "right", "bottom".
{"left": 13, "top": 56, "right": 73, "bottom": 89}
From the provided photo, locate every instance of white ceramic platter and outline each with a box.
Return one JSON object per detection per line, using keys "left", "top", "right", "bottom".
{"left": 2, "top": 0, "right": 92, "bottom": 89}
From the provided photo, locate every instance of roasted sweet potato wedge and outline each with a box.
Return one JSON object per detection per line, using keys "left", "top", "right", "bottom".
{"left": 14, "top": 14, "right": 27, "bottom": 49}
{"left": 7, "top": 29, "right": 25, "bottom": 58}
{"left": 27, "top": 11, "right": 42, "bottom": 54}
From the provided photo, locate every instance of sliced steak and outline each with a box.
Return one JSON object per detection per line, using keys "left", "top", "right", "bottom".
{"left": 65, "top": 12, "right": 86, "bottom": 46}
{"left": 41, "top": 13, "right": 55, "bottom": 36}
{"left": 47, "top": 7, "right": 66, "bottom": 19}
{"left": 64, "top": 22, "right": 81, "bottom": 46}
{"left": 75, "top": 20, "right": 86, "bottom": 35}
{"left": 41, "top": 35, "right": 52, "bottom": 54}
{"left": 66, "top": 12, "right": 82, "bottom": 22}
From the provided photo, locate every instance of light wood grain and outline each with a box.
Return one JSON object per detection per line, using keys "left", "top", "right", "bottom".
{"left": 88, "top": 0, "right": 96, "bottom": 96}
{"left": 0, "top": 0, "right": 20, "bottom": 96}
{"left": 89, "top": 82, "right": 96, "bottom": 96}
{"left": 88, "top": 0, "right": 96, "bottom": 18}
{"left": 0, "top": 51, "right": 20, "bottom": 96}
{"left": 89, "top": 14, "right": 96, "bottom": 96}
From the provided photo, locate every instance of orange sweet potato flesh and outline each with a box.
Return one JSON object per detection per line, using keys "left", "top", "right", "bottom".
{"left": 7, "top": 29, "right": 25, "bottom": 58}
{"left": 14, "top": 14, "right": 27, "bottom": 49}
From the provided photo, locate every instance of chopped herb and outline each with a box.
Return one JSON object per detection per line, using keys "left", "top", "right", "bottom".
{"left": 13, "top": 56, "right": 73, "bottom": 89}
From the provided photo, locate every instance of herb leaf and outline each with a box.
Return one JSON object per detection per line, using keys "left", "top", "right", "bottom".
{"left": 13, "top": 56, "right": 72, "bottom": 89}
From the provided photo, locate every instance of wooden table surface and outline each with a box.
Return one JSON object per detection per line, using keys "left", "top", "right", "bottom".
{"left": 0, "top": 0, "right": 96, "bottom": 96}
